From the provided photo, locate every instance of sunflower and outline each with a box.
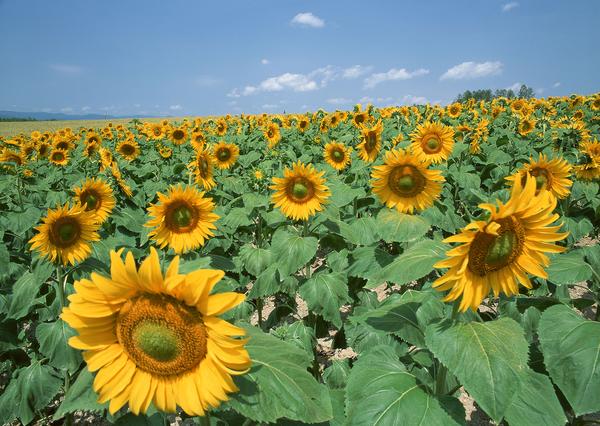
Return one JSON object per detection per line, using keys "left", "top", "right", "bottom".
{"left": 191, "top": 149, "right": 216, "bottom": 190}
{"left": 37, "top": 141, "right": 51, "bottom": 158}
{"left": 99, "top": 148, "right": 113, "bottom": 171}
{"left": 190, "top": 131, "right": 206, "bottom": 151}
{"left": 61, "top": 248, "right": 250, "bottom": 416}
{"left": 357, "top": 120, "right": 383, "bottom": 163}
{"left": 371, "top": 149, "right": 444, "bottom": 214}
{"left": 433, "top": 175, "right": 569, "bottom": 312}
{"left": 86, "top": 133, "right": 102, "bottom": 145}
{"left": 505, "top": 154, "right": 572, "bottom": 199}
{"left": 0, "top": 148, "right": 24, "bottom": 165}
{"left": 49, "top": 149, "right": 69, "bottom": 166}
{"left": 574, "top": 161, "right": 600, "bottom": 181}
{"left": 323, "top": 142, "right": 352, "bottom": 171}
{"left": 447, "top": 103, "right": 462, "bottom": 118}
{"left": 73, "top": 178, "right": 116, "bottom": 223}
{"left": 591, "top": 95, "right": 600, "bottom": 111}
{"left": 215, "top": 119, "right": 228, "bottom": 136}
{"left": 170, "top": 127, "right": 188, "bottom": 146}
{"left": 518, "top": 117, "right": 537, "bottom": 136}
{"left": 410, "top": 121, "right": 455, "bottom": 164}
{"left": 581, "top": 141, "right": 600, "bottom": 162}
{"left": 270, "top": 162, "right": 330, "bottom": 221}
{"left": 254, "top": 170, "right": 264, "bottom": 180}
{"left": 146, "top": 185, "right": 219, "bottom": 254}
{"left": 29, "top": 204, "right": 100, "bottom": 265}
{"left": 264, "top": 122, "right": 281, "bottom": 148}
{"left": 212, "top": 141, "right": 239, "bottom": 170}
{"left": 149, "top": 123, "right": 165, "bottom": 140}
{"left": 352, "top": 111, "right": 370, "bottom": 128}
{"left": 117, "top": 139, "right": 141, "bottom": 161}
{"left": 297, "top": 117, "right": 310, "bottom": 133}
{"left": 159, "top": 146, "right": 173, "bottom": 159}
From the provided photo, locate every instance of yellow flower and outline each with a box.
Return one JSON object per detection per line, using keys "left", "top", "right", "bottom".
{"left": 518, "top": 117, "right": 537, "bottom": 136}
{"left": 433, "top": 175, "right": 569, "bottom": 311}
{"left": 271, "top": 161, "right": 330, "bottom": 221}
{"left": 117, "top": 139, "right": 141, "bottom": 161}
{"left": 410, "top": 121, "right": 455, "bottom": 164}
{"left": 170, "top": 127, "right": 188, "bottom": 145}
{"left": 190, "top": 149, "right": 216, "bottom": 190}
{"left": 264, "top": 122, "right": 281, "bottom": 148}
{"left": 297, "top": 117, "right": 310, "bottom": 133}
{"left": 215, "top": 119, "right": 228, "bottom": 136}
{"left": 323, "top": 142, "right": 352, "bottom": 171}
{"left": 357, "top": 120, "right": 383, "bottom": 162}
{"left": 29, "top": 204, "right": 100, "bottom": 265}
{"left": 212, "top": 141, "right": 239, "bottom": 170}
{"left": 505, "top": 154, "right": 572, "bottom": 199}
{"left": 254, "top": 170, "right": 264, "bottom": 180}
{"left": 447, "top": 103, "right": 462, "bottom": 118}
{"left": 73, "top": 178, "right": 116, "bottom": 224}
{"left": 49, "top": 149, "right": 69, "bottom": 166}
{"left": 61, "top": 248, "right": 250, "bottom": 416}
{"left": 371, "top": 149, "right": 444, "bottom": 214}
{"left": 146, "top": 185, "right": 219, "bottom": 254}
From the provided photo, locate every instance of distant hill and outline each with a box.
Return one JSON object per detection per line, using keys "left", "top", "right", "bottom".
{"left": 0, "top": 111, "right": 167, "bottom": 121}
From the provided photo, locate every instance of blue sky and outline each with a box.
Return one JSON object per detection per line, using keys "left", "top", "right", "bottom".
{"left": 0, "top": 0, "right": 598, "bottom": 117}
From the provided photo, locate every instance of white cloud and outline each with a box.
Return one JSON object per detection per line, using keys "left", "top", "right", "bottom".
{"left": 506, "top": 82, "right": 522, "bottom": 92}
{"left": 363, "top": 68, "right": 429, "bottom": 89}
{"left": 502, "top": 2, "right": 519, "bottom": 12}
{"left": 342, "top": 65, "right": 373, "bottom": 79}
{"left": 553, "top": 82, "right": 561, "bottom": 88}
{"left": 50, "top": 64, "right": 82, "bottom": 74}
{"left": 440, "top": 61, "right": 503, "bottom": 80}
{"left": 81, "top": 106, "right": 91, "bottom": 112}
{"left": 261, "top": 59, "right": 270, "bottom": 65}
{"left": 359, "top": 96, "right": 374, "bottom": 104}
{"left": 400, "top": 95, "right": 429, "bottom": 105}
{"left": 327, "top": 97, "right": 353, "bottom": 105}
{"left": 291, "top": 12, "right": 325, "bottom": 28}
{"left": 60, "top": 107, "right": 73, "bottom": 113}
{"left": 169, "top": 104, "right": 182, "bottom": 111}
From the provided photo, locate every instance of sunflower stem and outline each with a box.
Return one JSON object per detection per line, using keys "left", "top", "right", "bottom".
{"left": 56, "top": 264, "right": 73, "bottom": 426}
{"left": 257, "top": 298, "right": 263, "bottom": 329}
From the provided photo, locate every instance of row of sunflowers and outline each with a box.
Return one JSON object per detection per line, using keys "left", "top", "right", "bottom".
{"left": 0, "top": 93, "right": 599, "bottom": 425}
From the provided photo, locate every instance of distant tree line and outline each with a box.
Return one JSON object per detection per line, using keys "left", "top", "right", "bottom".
{"left": 455, "top": 84, "right": 536, "bottom": 103}
{"left": 0, "top": 117, "right": 39, "bottom": 122}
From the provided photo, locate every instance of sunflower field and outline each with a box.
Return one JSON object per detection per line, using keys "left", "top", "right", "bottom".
{"left": 0, "top": 94, "right": 599, "bottom": 425}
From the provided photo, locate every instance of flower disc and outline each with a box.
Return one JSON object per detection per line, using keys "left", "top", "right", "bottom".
{"left": 410, "top": 121, "right": 455, "bottom": 164}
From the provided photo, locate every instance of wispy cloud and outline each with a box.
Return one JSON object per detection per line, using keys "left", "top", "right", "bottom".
{"left": 400, "top": 95, "right": 429, "bottom": 105}
{"left": 553, "top": 82, "right": 561, "bottom": 88}
{"left": 169, "top": 104, "right": 182, "bottom": 111}
{"left": 327, "top": 97, "right": 353, "bottom": 105}
{"left": 342, "top": 65, "right": 373, "bottom": 79}
{"left": 60, "top": 107, "right": 74, "bottom": 113}
{"left": 502, "top": 2, "right": 519, "bottom": 12}
{"left": 291, "top": 12, "right": 325, "bottom": 28}
{"left": 49, "top": 64, "right": 83, "bottom": 74}
{"left": 81, "top": 106, "right": 91, "bottom": 112}
{"left": 506, "top": 82, "right": 522, "bottom": 92}
{"left": 261, "top": 58, "right": 270, "bottom": 65}
{"left": 363, "top": 68, "right": 429, "bottom": 89}
{"left": 440, "top": 61, "right": 503, "bottom": 80}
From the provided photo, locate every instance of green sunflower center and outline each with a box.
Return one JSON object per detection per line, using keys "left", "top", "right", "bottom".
{"left": 171, "top": 205, "right": 194, "bottom": 228}
{"left": 332, "top": 150, "right": 344, "bottom": 162}
{"left": 58, "top": 223, "right": 77, "bottom": 243}
{"left": 485, "top": 231, "right": 517, "bottom": 267}
{"left": 529, "top": 168, "right": 550, "bottom": 191}
{"left": 292, "top": 181, "right": 309, "bottom": 200}
{"left": 423, "top": 135, "right": 442, "bottom": 153}
{"left": 120, "top": 144, "right": 135, "bottom": 156}
{"left": 217, "top": 148, "right": 231, "bottom": 161}
{"left": 81, "top": 191, "right": 99, "bottom": 211}
{"left": 389, "top": 165, "right": 426, "bottom": 197}
{"left": 51, "top": 217, "right": 81, "bottom": 248}
{"left": 366, "top": 132, "right": 377, "bottom": 150}
{"left": 133, "top": 322, "right": 179, "bottom": 362}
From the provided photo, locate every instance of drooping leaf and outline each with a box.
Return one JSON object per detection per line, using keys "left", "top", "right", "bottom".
{"left": 271, "top": 227, "right": 318, "bottom": 276}
{"left": 36, "top": 320, "right": 82, "bottom": 373}
{"left": 376, "top": 209, "right": 431, "bottom": 243}
{"left": 546, "top": 250, "right": 593, "bottom": 285}
{"left": 299, "top": 271, "right": 351, "bottom": 328}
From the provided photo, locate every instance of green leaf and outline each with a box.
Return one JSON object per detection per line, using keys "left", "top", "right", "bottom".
{"left": 7, "top": 206, "right": 42, "bottom": 237}
{"left": 238, "top": 244, "right": 272, "bottom": 277}
{"left": 6, "top": 272, "right": 45, "bottom": 320}
{"left": 546, "top": 250, "right": 593, "bottom": 285}
{"left": 376, "top": 209, "right": 431, "bottom": 243}
{"left": 53, "top": 368, "right": 107, "bottom": 420}
{"left": 323, "top": 360, "right": 350, "bottom": 389}
{"left": 538, "top": 304, "right": 600, "bottom": 416}
{"left": 229, "top": 326, "right": 333, "bottom": 424}
{"left": 112, "top": 206, "right": 146, "bottom": 234}
{"left": 248, "top": 265, "right": 280, "bottom": 299}
{"left": 346, "top": 345, "right": 460, "bottom": 426}
{"left": 221, "top": 207, "right": 254, "bottom": 229}
{"left": 271, "top": 227, "right": 318, "bottom": 276}
{"left": 338, "top": 216, "right": 379, "bottom": 246}
{"left": 0, "top": 243, "right": 9, "bottom": 278}
{"left": 504, "top": 370, "right": 567, "bottom": 426}
{"left": 370, "top": 239, "right": 448, "bottom": 288}
{"left": 0, "top": 361, "right": 62, "bottom": 425}
{"left": 272, "top": 321, "right": 316, "bottom": 357}
{"left": 425, "top": 318, "right": 529, "bottom": 423}
{"left": 347, "top": 246, "right": 393, "bottom": 281}
{"left": 36, "top": 320, "right": 82, "bottom": 373}
{"left": 299, "top": 271, "right": 351, "bottom": 328}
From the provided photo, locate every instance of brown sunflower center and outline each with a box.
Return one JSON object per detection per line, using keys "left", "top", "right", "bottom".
{"left": 522, "top": 121, "right": 532, "bottom": 131}
{"left": 365, "top": 131, "right": 377, "bottom": 151}
{"left": 116, "top": 294, "right": 207, "bottom": 376}
{"left": 300, "top": 121, "right": 308, "bottom": 129}
{"left": 468, "top": 216, "right": 525, "bottom": 276}
{"left": 423, "top": 135, "right": 442, "bottom": 153}
{"left": 167, "top": 202, "right": 197, "bottom": 232}
{"left": 173, "top": 130, "right": 185, "bottom": 140}
{"left": 56, "top": 141, "right": 69, "bottom": 150}
{"left": 153, "top": 128, "right": 162, "bottom": 136}
{"left": 528, "top": 168, "right": 551, "bottom": 192}
{"left": 289, "top": 178, "right": 313, "bottom": 202}
{"left": 198, "top": 157, "right": 210, "bottom": 177}
{"left": 52, "top": 152, "right": 65, "bottom": 162}
{"left": 267, "top": 129, "right": 274, "bottom": 138}
{"left": 80, "top": 190, "right": 101, "bottom": 211}
{"left": 120, "top": 144, "right": 135, "bottom": 156}
{"left": 355, "top": 114, "right": 365, "bottom": 125}
{"left": 50, "top": 217, "right": 81, "bottom": 248}
{"left": 388, "top": 165, "right": 426, "bottom": 197}
{"left": 332, "top": 149, "right": 344, "bottom": 162}
{"left": 217, "top": 148, "right": 231, "bottom": 161}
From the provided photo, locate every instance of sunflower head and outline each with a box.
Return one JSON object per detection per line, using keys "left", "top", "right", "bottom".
{"left": 270, "top": 161, "right": 331, "bottom": 221}
{"left": 371, "top": 149, "right": 444, "bottom": 214}
{"left": 190, "top": 149, "right": 216, "bottom": 190}
{"left": 49, "top": 149, "right": 69, "bottom": 166}
{"left": 323, "top": 142, "right": 352, "bottom": 171}
{"left": 297, "top": 117, "right": 310, "bottom": 132}
{"left": 117, "top": 139, "right": 140, "bottom": 161}
{"left": 410, "top": 121, "right": 455, "bottom": 164}
{"left": 433, "top": 174, "right": 569, "bottom": 311}
{"left": 29, "top": 203, "right": 100, "bottom": 265}
{"left": 61, "top": 248, "right": 250, "bottom": 416}
{"left": 170, "top": 127, "right": 188, "bottom": 145}
{"left": 506, "top": 154, "right": 573, "bottom": 199}
{"left": 357, "top": 120, "right": 383, "bottom": 162}
{"left": 73, "top": 178, "right": 116, "bottom": 223}
{"left": 146, "top": 185, "right": 219, "bottom": 254}
{"left": 518, "top": 118, "right": 536, "bottom": 136}
{"left": 447, "top": 103, "right": 462, "bottom": 118}
{"left": 212, "top": 141, "right": 239, "bottom": 170}
{"left": 264, "top": 122, "right": 281, "bottom": 148}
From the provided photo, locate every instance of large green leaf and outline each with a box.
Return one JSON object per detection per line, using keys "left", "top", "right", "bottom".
{"left": 271, "top": 227, "right": 318, "bottom": 276}
{"left": 503, "top": 370, "right": 566, "bottom": 426}
{"left": 337, "top": 216, "right": 379, "bottom": 246}
{"left": 53, "top": 368, "right": 107, "bottom": 420}
{"left": 376, "top": 209, "right": 431, "bottom": 243}
{"left": 425, "top": 318, "right": 529, "bottom": 423}
{"left": 538, "top": 304, "right": 600, "bottom": 416}
{"left": 238, "top": 244, "right": 272, "bottom": 277}
{"left": 36, "top": 320, "right": 82, "bottom": 373}
{"left": 221, "top": 207, "right": 254, "bottom": 229}
{"left": 299, "top": 271, "right": 351, "bottom": 328}
{"left": 369, "top": 239, "right": 448, "bottom": 288}
{"left": 6, "top": 272, "right": 45, "bottom": 320}
{"left": 546, "top": 250, "right": 593, "bottom": 285}
{"left": 346, "top": 345, "right": 460, "bottom": 426}
{"left": 229, "top": 326, "right": 333, "bottom": 424}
